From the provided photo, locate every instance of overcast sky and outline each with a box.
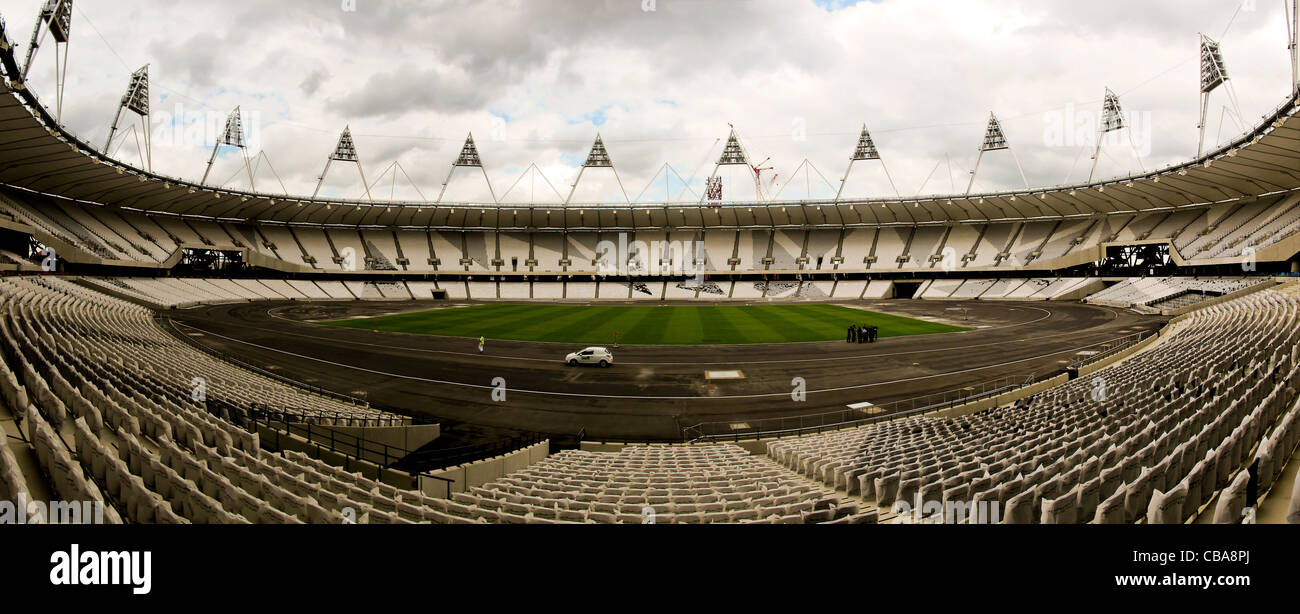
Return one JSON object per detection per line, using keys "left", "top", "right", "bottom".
{"left": 2, "top": 0, "right": 1295, "bottom": 204}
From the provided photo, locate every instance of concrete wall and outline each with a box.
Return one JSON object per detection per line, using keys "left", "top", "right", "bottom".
{"left": 313, "top": 423, "right": 439, "bottom": 465}
{"left": 422, "top": 440, "right": 550, "bottom": 497}
{"left": 423, "top": 466, "right": 463, "bottom": 498}
{"left": 255, "top": 423, "right": 417, "bottom": 489}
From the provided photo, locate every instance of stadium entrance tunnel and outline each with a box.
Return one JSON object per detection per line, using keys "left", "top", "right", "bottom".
{"left": 0, "top": 227, "right": 39, "bottom": 267}
{"left": 893, "top": 281, "right": 922, "bottom": 299}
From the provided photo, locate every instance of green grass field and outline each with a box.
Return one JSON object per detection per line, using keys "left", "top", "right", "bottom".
{"left": 325, "top": 303, "right": 969, "bottom": 345}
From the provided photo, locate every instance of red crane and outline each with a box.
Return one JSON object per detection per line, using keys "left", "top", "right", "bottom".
{"left": 728, "top": 124, "right": 775, "bottom": 201}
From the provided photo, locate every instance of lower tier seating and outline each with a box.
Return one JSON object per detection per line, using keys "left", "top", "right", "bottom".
{"left": 769, "top": 285, "right": 1300, "bottom": 523}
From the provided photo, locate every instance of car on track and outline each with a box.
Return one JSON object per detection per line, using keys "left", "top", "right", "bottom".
{"left": 565, "top": 347, "right": 613, "bottom": 367}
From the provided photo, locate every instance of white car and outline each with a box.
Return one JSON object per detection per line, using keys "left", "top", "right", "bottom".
{"left": 565, "top": 347, "right": 613, "bottom": 368}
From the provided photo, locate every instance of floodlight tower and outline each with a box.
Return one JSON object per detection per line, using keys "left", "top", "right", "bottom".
{"left": 1086, "top": 87, "right": 1141, "bottom": 183}
{"left": 1196, "top": 33, "right": 1241, "bottom": 157}
{"left": 104, "top": 65, "right": 152, "bottom": 171}
{"left": 1288, "top": 0, "right": 1299, "bottom": 95}
{"left": 201, "top": 106, "right": 255, "bottom": 189}
{"left": 965, "top": 112, "right": 1029, "bottom": 195}
{"left": 436, "top": 134, "right": 497, "bottom": 203}
{"left": 835, "top": 124, "right": 900, "bottom": 200}
{"left": 313, "top": 126, "right": 372, "bottom": 200}
{"left": 700, "top": 125, "right": 770, "bottom": 204}
{"left": 565, "top": 134, "right": 630, "bottom": 204}
{"left": 21, "top": 0, "right": 73, "bottom": 123}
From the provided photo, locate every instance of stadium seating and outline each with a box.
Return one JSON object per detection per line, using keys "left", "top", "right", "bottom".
{"left": 0, "top": 270, "right": 885, "bottom": 523}
{"left": 0, "top": 276, "right": 400, "bottom": 426}
{"left": 915, "top": 278, "right": 1096, "bottom": 301}
{"left": 975, "top": 278, "right": 1027, "bottom": 299}
{"left": 948, "top": 279, "right": 997, "bottom": 299}
{"left": 1212, "top": 469, "right": 1252, "bottom": 524}
{"left": 65, "top": 273, "right": 1128, "bottom": 304}
{"left": 0, "top": 434, "right": 32, "bottom": 514}
{"left": 5, "top": 273, "right": 1299, "bottom": 523}
{"left": 1085, "top": 277, "right": 1265, "bottom": 308}
{"left": 0, "top": 274, "right": 899, "bottom": 523}
{"left": 920, "top": 279, "right": 963, "bottom": 299}
{"left": 862, "top": 280, "right": 894, "bottom": 298}
{"left": 448, "top": 445, "right": 871, "bottom": 524}
{"left": 7, "top": 185, "right": 1298, "bottom": 276}
{"left": 767, "top": 285, "right": 1300, "bottom": 523}
{"left": 1288, "top": 471, "right": 1300, "bottom": 524}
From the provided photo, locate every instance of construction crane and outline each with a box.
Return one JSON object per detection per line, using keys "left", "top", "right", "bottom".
{"left": 750, "top": 157, "right": 775, "bottom": 200}
{"left": 728, "top": 124, "right": 774, "bottom": 201}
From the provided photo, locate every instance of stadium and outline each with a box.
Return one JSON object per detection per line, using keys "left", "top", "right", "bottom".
{"left": 1, "top": 0, "right": 1299, "bottom": 535}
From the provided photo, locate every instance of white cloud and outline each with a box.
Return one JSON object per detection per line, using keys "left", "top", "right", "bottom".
{"left": 2, "top": 0, "right": 1292, "bottom": 203}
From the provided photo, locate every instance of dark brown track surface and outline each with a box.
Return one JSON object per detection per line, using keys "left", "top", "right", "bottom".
{"left": 163, "top": 299, "right": 1165, "bottom": 445}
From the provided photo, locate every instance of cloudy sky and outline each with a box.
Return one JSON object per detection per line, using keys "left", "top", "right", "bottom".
{"left": 2, "top": 0, "right": 1295, "bottom": 204}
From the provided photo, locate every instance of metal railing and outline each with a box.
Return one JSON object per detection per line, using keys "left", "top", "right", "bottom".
{"left": 247, "top": 411, "right": 416, "bottom": 468}
{"left": 240, "top": 402, "right": 547, "bottom": 471}
{"left": 247, "top": 411, "right": 456, "bottom": 493}
{"left": 1066, "top": 330, "right": 1155, "bottom": 371}
{"left": 682, "top": 373, "right": 1036, "bottom": 443}
{"left": 229, "top": 401, "right": 411, "bottom": 428}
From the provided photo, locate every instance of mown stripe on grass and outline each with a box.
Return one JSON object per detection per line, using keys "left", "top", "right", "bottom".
{"left": 697, "top": 305, "right": 746, "bottom": 344}
{"left": 411, "top": 304, "right": 544, "bottom": 334}
{"left": 739, "top": 304, "right": 827, "bottom": 342}
{"left": 595, "top": 304, "right": 662, "bottom": 344}
{"left": 751, "top": 304, "right": 847, "bottom": 341}
{"left": 506, "top": 305, "right": 613, "bottom": 341}
{"left": 325, "top": 303, "right": 969, "bottom": 345}
{"left": 706, "top": 305, "right": 788, "bottom": 343}
{"left": 330, "top": 303, "right": 532, "bottom": 333}
{"left": 542, "top": 305, "right": 623, "bottom": 343}
{"left": 665, "top": 307, "right": 707, "bottom": 346}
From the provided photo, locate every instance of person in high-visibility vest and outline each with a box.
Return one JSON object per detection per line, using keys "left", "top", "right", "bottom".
{"left": 478, "top": 336, "right": 485, "bottom": 353}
